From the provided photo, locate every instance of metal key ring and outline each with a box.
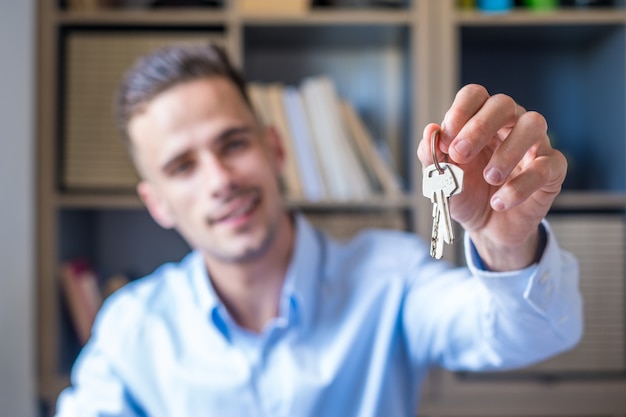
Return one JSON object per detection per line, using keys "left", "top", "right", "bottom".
{"left": 431, "top": 129, "right": 444, "bottom": 174}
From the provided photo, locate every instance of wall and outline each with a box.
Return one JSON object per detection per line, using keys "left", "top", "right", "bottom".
{"left": 0, "top": 0, "right": 37, "bottom": 416}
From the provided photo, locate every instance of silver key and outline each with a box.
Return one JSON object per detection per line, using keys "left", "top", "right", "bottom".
{"left": 423, "top": 165, "right": 457, "bottom": 258}
{"left": 422, "top": 162, "right": 464, "bottom": 259}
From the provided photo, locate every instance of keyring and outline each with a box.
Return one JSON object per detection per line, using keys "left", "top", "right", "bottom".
{"left": 431, "top": 129, "right": 444, "bottom": 174}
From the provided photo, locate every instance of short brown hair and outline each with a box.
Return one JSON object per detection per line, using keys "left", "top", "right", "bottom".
{"left": 115, "top": 43, "right": 252, "bottom": 147}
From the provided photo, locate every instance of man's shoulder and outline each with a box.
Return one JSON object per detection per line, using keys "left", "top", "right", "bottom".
{"left": 94, "top": 251, "right": 197, "bottom": 334}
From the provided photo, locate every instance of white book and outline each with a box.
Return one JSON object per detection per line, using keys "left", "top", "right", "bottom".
{"left": 283, "top": 87, "right": 327, "bottom": 200}
{"left": 317, "top": 77, "right": 373, "bottom": 199}
{"left": 301, "top": 76, "right": 371, "bottom": 200}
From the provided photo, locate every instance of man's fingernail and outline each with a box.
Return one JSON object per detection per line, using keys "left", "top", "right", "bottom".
{"left": 491, "top": 196, "right": 506, "bottom": 211}
{"left": 485, "top": 167, "right": 502, "bottom": 184}
{"left": 454, "top": 139, "right": 472, "bottom": 158}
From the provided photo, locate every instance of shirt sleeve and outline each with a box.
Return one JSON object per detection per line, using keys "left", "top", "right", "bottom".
{"left": 402, "top": 220, "right": 583, "bottom": 372}
{"left": 55, "top": 296, "right": 146, "bottom": 417}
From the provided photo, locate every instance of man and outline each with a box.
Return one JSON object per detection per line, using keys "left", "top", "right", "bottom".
{"left": 56, "top": 44, "right": 581, "bottom": 417}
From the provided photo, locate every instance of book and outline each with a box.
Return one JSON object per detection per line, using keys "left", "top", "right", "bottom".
{"left": 249, "top": 77, "right": 401, "bottom": 200}
{"left": 340, "top": 100, "right": 403, "bottom": 196}
{"left": 283, "top": 86, "right": 328, "bottom": 200}
{"left": 301, "top": 76, "right": 372, "bottom": 200}
{"left": 59, "top": 260, "right": 103, "bottom": 345}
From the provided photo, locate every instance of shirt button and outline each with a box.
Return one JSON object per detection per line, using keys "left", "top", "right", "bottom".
{"left": 540, "top": 271, "right": 550, "bottom": 284}
{"left": 559, "top": 315, "right": 569, "bottom": 324}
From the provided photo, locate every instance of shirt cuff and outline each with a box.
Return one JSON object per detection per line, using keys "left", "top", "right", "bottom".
{"left": 464, "top": 219, "right": 568, "bottom": 318}
{"left": 465, "top": 221, "right": 547, "bottom": 272}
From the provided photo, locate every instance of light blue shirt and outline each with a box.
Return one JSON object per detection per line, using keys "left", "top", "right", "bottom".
{"left": 56, "top": 214, "right": 582, "bottom": 417}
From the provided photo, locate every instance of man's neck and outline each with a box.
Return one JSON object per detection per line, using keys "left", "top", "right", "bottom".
{"left": 205, "top": 213, "right": 295, "bottom": 333}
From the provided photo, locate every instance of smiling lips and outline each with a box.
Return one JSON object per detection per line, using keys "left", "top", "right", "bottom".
{"left": 209, "top": 190, "right": 261, "bottom": 227}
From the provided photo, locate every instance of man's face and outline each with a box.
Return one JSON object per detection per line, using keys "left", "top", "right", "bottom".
{"left": 129, "top": 77, "right": 286, "bottom": 263}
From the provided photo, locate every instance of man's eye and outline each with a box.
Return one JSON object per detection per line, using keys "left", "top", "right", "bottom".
{"left": 171, "top": 160, "right": 194, "bottom": 175}
{"left": 223, "top": 138, "right": 248, "bottom": 154}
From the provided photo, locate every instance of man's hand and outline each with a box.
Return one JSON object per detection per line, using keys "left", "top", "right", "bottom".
{"left": 417, "top": 84, "right": 567, "bottom": 271}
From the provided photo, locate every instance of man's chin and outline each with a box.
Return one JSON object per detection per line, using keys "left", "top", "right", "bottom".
{"left": 207, "top": 230, "right": 273, "bottom": 264}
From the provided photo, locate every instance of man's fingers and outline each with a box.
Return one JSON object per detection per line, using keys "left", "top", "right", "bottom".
{"left": 483, "top": 111, "right": 548, "bottom": 186}
{"left": 446, "top": 92, "right": 519, "bottom": 163}
{"left": 491, "top": 152, "right": 566, "bottom": 211}
{"left": 440, "top": 84, "right": 490, "bottom": 152}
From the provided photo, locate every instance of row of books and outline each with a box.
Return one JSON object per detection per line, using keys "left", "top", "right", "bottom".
{"left": 60, "top": 260, "right": 129, "bottom": 345}
{"left": 248, "top": 77, "right": 403, "bottom": 201}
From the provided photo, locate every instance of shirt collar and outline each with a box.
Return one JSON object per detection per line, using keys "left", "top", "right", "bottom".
{"left": 187, "top": 212, "right": 324, "bottom": 335}
{"left": 187, "top": 249, "right": 218, "bottom": 317}
{"left": 281, "top": 212, "right": 324, "bottom": 333}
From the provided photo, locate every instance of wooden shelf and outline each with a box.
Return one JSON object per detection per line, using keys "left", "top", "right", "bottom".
{"left": 56, "top": 190, "right": 626, "bottom": 212}
{"left": 56, "top": 9, "right": 228, "bottom": 25}
{"left": 240, "top": 8, "right": 414, "bottom": 25}
{"left": 54, "top": 6, "right": 415, "bottom": 26}
{"left": 55, "top": 193, "right": 142, "bottom": 209}
{"left": 553, "top": 191, "right": 626, "bottom": 210}
{"left": 55, "top": 192, "right": 415, "bottom": 210}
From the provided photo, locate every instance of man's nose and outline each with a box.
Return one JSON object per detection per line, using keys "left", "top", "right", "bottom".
{"left": 199, "top": 153, "right": 235, "bottom": 198}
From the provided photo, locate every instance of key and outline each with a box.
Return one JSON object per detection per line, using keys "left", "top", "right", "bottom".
{"left": 424, "top": 164, "right": 463, "bottom": 258}
{"left": 422, "top": 162, "right": 464, "bottom": 259}
{"left": 426, "top": 167, "right": 456, "bottom": 258}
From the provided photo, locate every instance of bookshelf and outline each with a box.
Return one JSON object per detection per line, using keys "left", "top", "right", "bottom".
{"left": 36, "top": 0, "right": 626, "bottom": 416}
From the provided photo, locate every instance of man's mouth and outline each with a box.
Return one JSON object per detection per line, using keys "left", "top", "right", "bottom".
{"left": 210, "top": 191, "right": 261, "bottom": 226}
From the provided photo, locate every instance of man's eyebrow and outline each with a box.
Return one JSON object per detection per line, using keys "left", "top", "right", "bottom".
{"left": 215, "top": 125, "right": 254, "bottom": 143}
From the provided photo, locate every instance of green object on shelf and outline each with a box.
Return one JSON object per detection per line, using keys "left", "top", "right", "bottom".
{"left": 525, "top": 0, "right": 558, "bottom": 9}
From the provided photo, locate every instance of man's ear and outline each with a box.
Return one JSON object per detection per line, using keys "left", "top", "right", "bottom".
{"left": 265, "top": 125, "right": 286, "bottom": 173}
{"left": 137, "top": 181, "right": 175, "bottom": 229}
